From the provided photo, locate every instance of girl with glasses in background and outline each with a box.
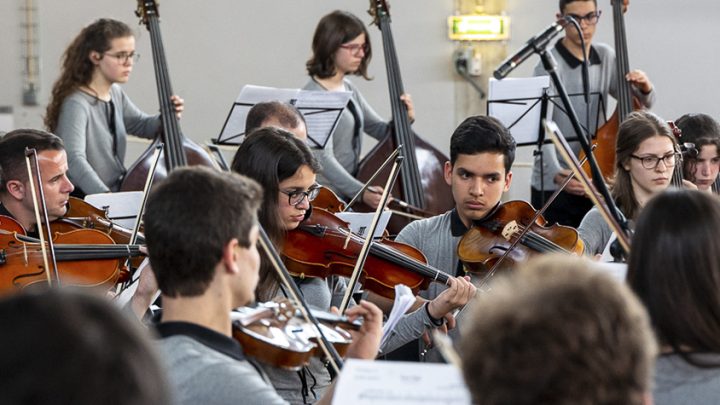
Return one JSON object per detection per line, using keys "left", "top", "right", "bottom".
{"left": 45, "top": 18, "right": 183, "bottom": 196}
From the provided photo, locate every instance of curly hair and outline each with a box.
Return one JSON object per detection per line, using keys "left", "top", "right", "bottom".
{"left": 45, "top": 19, "right": 133, "bottom": 132}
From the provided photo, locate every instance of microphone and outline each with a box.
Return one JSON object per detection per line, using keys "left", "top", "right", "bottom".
{"left": 493, "top": 16, "right": 571, "bottom": 80}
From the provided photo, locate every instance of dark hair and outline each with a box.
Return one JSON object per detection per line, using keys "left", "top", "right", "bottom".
{"left": 45, "top": 19, "right": 133, "bottom": 131}
{"left": 461, "top": 254, "right": 656, "bottom": 405}
{"left": 559, "top": 0, "right": 597, "bottom": 12}
{"left": 230, "top": 127, "right": 320, "bottom": 301}
{"left": 675, "top": 113, "right": 720, "bottom": 183}
{"left": 0, "top": 289, "right": 170, "bottom": 405}
{"left": 627, "top": 189, "right": 720, "bottom": 368}
{"left": 306, "top": 10, "right": 372, "bottom": 80}
{"left": 0, "top": 128, "right": 65, "bottom": 192}
{"left": 144, "top": 166, "right": 262, "bottom": 297}
{"left": 612, "top": 110, "right": 676, "bottom": 219}
{"left": 450, "top": 115, "right": 516, "bottom": 172}
{"left": 245, "top": 101, "right": 306, "bottom": 135}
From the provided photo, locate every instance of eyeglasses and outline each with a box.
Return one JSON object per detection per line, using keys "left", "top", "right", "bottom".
{"left": 630, "top": 152, "right": 679, "bottom": 170}
{"left": 339, "top": 42, "right": 368, "bottom": 55}
{"left": 565, "top": 10, "right": 602, "bottom": 25}
{"left": 104, "top": 51, "right": 140, "bottom": 64}
{"left": 280, "top": 185, "right": 320, "bottom": 206}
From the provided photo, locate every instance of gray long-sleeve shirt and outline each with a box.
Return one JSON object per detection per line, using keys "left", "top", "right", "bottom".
{"left": 54, "top": 85, "right": 160, "bottom": 194}
{"left": 532, "top": 41, "right": 655, "bottom": 191}
{"left": 303, "top": 78, "right": 389, "bottom": 200}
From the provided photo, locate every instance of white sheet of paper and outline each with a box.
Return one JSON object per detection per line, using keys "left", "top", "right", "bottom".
{"left": 488, "top": 76, "right": 551, "bottom": 145}
{"left": 335, "top": 211, "right": 392, "bottom": 239}
{"left": 380, "top": 284, "right": 415, "bottom": 349}
{"left": 597, "top": 232, "right": 628, "bottom": 281}
{"left": 332, "top": 359, "right": 471, "bottom": 405}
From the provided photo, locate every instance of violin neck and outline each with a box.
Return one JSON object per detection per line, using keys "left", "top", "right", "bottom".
{"left": 376, "top": 10, "right": 424, "bottom": 209}
{"left": 612, "top": 0, "right": 633, "bottom": 122}
{"left": 369, "top": 240, "right": 451, "bottom": 284}
{"left": 144, "top": 5, "right": 187, "bottom": 169}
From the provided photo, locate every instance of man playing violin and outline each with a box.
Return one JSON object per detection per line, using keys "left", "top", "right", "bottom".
{"left": 147, "top": 166, "right": 384, "bottom": 405}
{"left": 0, "top": 129, "right": 74, "bottom": 238}
{"left": 531, "top": 0, "right": 655, "bottom": 228}
{"left": 395, "top": 115, "right": 515, "bottom": 362}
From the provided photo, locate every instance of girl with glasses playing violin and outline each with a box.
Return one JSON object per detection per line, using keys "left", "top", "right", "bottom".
{"left": 231, "top": 127, "right": 474, "bottom": 404}
{"left": 578, "top": 111, "right": 696, "bottom": 256}
{"left": 45, "top": 18, "right": 184, "bottom": 197}
{"left": 303, "top": 10, "right": 415, "bottom": 210}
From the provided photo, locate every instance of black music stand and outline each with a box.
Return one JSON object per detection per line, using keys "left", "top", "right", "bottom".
{"left": 213, "top": 85, "right": 352, "bottom": 148}
{"left": 488, "top": 78, "right": 605, "bottom": 204}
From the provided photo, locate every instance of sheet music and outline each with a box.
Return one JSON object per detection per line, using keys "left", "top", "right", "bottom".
{"left": 216, "top": 84, "right": 352, "bottom": 148}
{"left": 333, "top": 359, "right": 471, "bottom": 405}
{"left": 488, "top": 76, "right": 551, "bottom": 145}
{"left": 379, "top": 284, "right": 415, "bottom": 349}
{"left": 335, "top": 211, "right": 392, "bottom": 238}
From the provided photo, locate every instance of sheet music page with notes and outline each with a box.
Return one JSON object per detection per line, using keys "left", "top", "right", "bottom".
{"left": 332, "top": 359, "right": 470, "bottom": 405}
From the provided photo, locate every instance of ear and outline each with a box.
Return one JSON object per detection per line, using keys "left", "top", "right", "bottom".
{"left": 443, "top": 161, "right": 452, "bottom": 186}
{"left": 5, "top": 180, "right": 25, "bottom": 201}
{"left": 221, "top": 238, "right": 241, "bottom": 275}
{"left": 503, "top": 171, "right": 513, "bottom": 192}
{"left": 89, "top": 51, "right": 102, "bottom": 65}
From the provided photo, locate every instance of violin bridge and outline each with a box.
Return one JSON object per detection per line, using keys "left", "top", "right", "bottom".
{"left": 501, "top": 220, "right": 520, "bottom": 241}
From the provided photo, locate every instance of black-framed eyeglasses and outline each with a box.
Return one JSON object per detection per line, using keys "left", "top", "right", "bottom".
{"left": 339, "top": 42, "right": 368, "bottom": 55}
{"left": 280, "top": 185, "right": 320, "bottom": 206}
{"left": 565, "top": 10, "right": 602, "bottom": 25}
{"left": 630, "top": 153, "right": 679, "bottom": 170}
{"left": 104, "top": 51, "right": 140, "bottom": 64}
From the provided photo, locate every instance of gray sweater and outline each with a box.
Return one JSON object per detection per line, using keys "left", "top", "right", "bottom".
{"left": 532, "top": 41, "right": 655, "bottom": 191}
{"left": 303, "top": 78, "right": 389, "bottom": 200}
{"left": 653, "top": 353, "right": 720, "bottom": 405}
{"left": 54, "top": 84, "right": 160, "bottom": 194}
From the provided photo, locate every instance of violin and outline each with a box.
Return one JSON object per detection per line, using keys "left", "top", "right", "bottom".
{"left": 457, "top": 201, "right": 584, "bottom": 275}
{"left": 283, "top": 207, "right": 452, "bottom": 300}
{"left": 0, "top": 217, "right": 144, "bottom": 294}
{"left": 231, "top": 300, "right": 360, "bottom": 370}
{"left": 314, "top": 186, "right": 347, "bottom": 213}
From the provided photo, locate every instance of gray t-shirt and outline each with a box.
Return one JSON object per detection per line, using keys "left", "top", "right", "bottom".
{"left": 155, "top": 322, "right": 287, "bottom": 405}
{"left": 54, "top": 84, "right": 160, "bottom": 193}
{"left": 653, "top": 353, "right": 720, "bottom": 405}
{"left": 302, "top": 78, "right": 389, "bottom": 199}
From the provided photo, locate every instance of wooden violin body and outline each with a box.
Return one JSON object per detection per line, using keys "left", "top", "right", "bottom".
{"left": 283, "top": 207, "right": 451, "bottom": 300}
{"left": 0, "top": 227, "right": 143, "bottom": 294}
{"left": 458, "top": 201, "right": 584, "bottom": 275}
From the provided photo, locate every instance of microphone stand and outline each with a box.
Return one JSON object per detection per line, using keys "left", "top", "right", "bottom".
{"left": 536, "top": 47, "right": 631, "bottom": 257}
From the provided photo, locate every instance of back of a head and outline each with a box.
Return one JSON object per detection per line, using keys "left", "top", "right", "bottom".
{"left": 144, "top": 166, "right": 262, "bottom": 297}
{"left": 245, "top": 101, "right": 306, "bottom": 136}
{"left": 627, "top": 189, "right": 720, "bottom": 360}
{"left": 450, "top": 115, "right": 516, "bottom": 172}
{"left": 460, "top": 254, "right": 656, "bottom": 405}
{"left": 675, "top": 113, "right": 720, "bottom": 147}
{"left": 0, "top": 128, "right": 64, "bottom": 191}
{"left": 0, "top": 289, "right": 170, "bottom": 405}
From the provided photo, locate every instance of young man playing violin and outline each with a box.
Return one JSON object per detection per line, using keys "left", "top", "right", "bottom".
{"left": 0, "top": 129, "right": 74, "bottom": 238}
{"left": 531, "top": 0, "right": 655, "bottom": 228}
{"left": 146, "top": 166, "right": 385, "bottom": 405}
{"left": 395, "top": 115, "right": 515, "bottom": 362}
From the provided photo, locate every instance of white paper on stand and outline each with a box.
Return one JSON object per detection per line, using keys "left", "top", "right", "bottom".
{"left": 379, "top": 284, "right": 415, "bottom": 349}
{"left": 335, "top": 211, "right": 392, "bottom": 239}
{"left": 332, "top": 359, "right": 471, "bottom": 405}
{"left": 488, "top": 76, "right": 551, "bottom": 145}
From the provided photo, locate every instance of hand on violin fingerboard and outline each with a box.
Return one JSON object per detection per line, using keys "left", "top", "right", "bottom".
{"left": 427, "top": 276, "right": 476, "bottom": 319}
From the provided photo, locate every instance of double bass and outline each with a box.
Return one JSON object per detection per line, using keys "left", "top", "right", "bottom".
{"left": 120, "top": 0, "right": 215, "bottom": 191}
{"left": 579, "top": 0, "right": 639, "bottom": 181}
{"left": 356, "top": 0, "right": 454, "bottom": 233}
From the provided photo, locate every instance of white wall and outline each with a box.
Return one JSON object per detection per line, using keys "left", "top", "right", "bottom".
{"left": 1, "top": 0, "right": 718, "bottom": 203}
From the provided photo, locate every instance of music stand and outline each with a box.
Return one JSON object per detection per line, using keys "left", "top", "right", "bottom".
{"left": 488, "top": 77, "right": 605, "bottom": 202}
{"left": 213, "top": 84, "right": 352, "bottom": 148}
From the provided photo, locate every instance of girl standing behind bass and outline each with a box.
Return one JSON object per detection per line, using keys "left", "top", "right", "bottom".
{"left": 303, "top": 10, "right": 415, "bottom": 210}
{"left": 45, "top": 18, "right": 183, "bottom": 196}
